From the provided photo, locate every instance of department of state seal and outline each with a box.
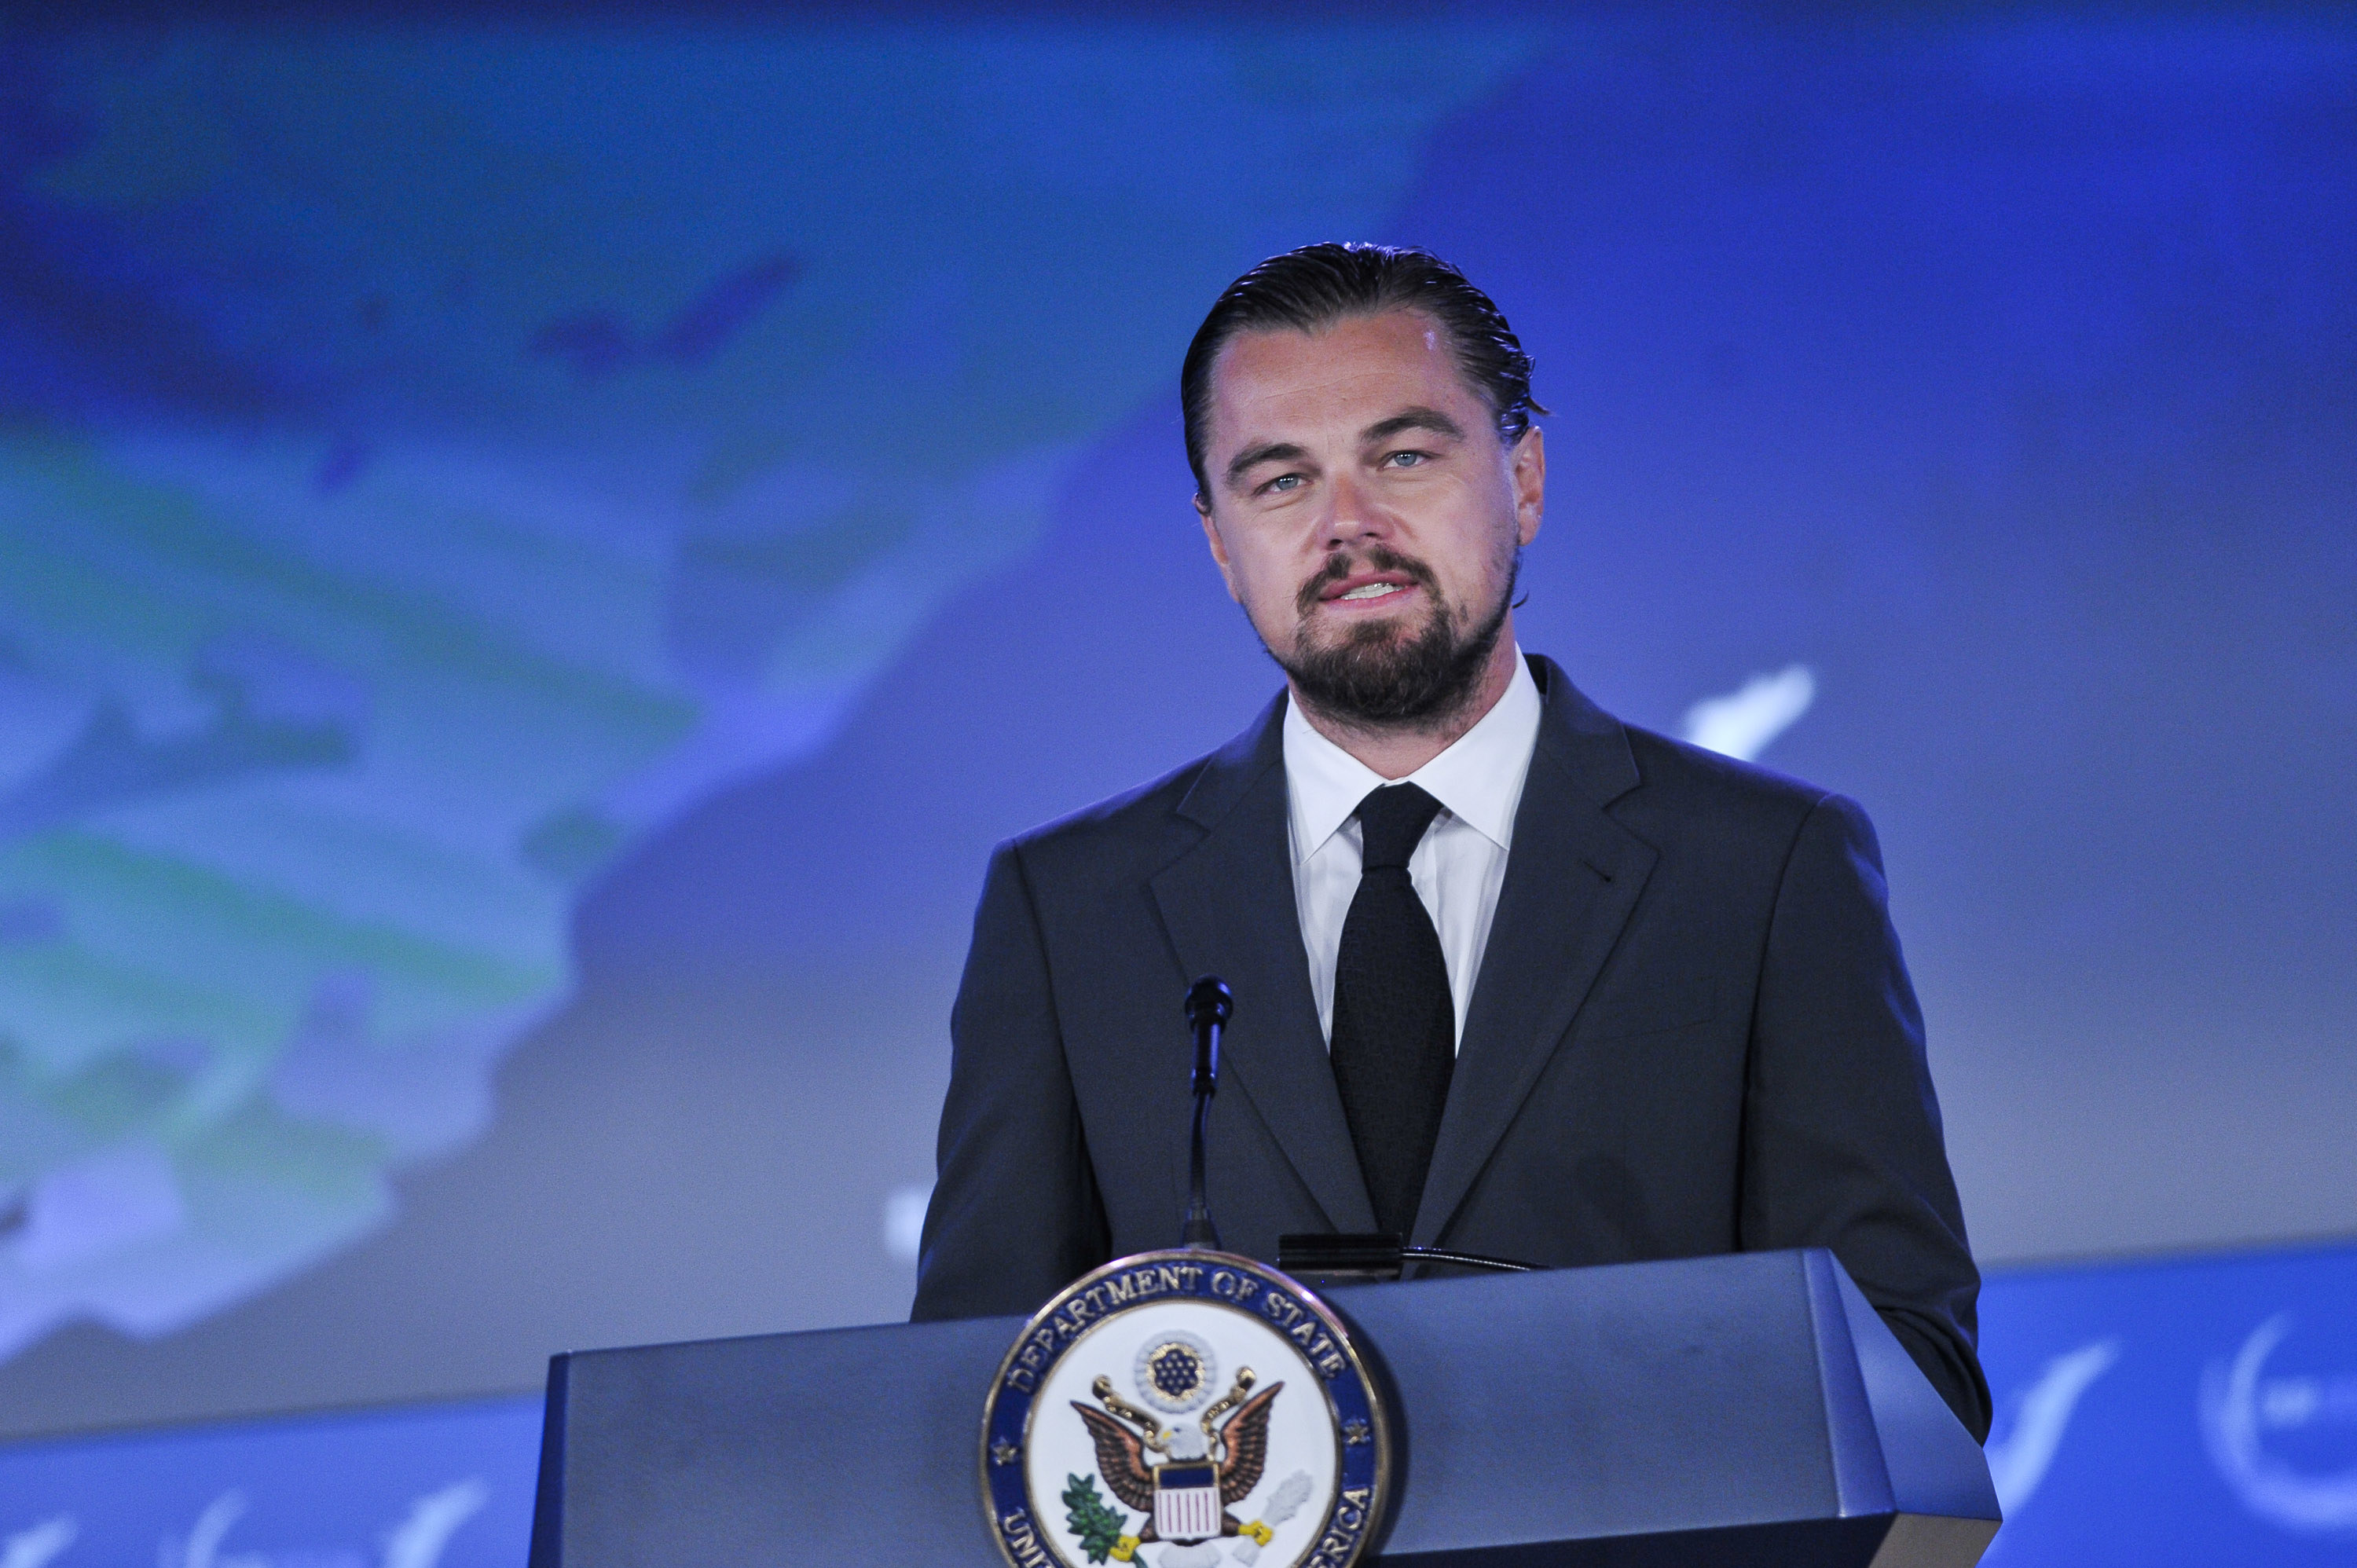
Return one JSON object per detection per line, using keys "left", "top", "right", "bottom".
{"left": 981, "top": 1250, "right": 1388, "bottom": 1568}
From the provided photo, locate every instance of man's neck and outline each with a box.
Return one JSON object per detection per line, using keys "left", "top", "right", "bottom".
{"left": 1288, "top": 628, "right": 1523, "bottom": 781}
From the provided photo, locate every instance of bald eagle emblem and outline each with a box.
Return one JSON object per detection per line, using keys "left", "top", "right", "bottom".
{"left": 982, "top": 1251, "right": 1387, "bottom": 1568}
{"left": 1072, "top": 1334, "right": 1282, "bottom": 1548}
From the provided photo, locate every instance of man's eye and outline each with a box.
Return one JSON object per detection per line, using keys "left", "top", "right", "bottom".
{"left": 1384, "top": 450, "right": 1428, "bottom": 468}
{"left": 1263, "top": 474, "right": 1303, "bottom": 493}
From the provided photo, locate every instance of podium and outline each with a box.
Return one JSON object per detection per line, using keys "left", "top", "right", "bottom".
{"left": 528, "top": 1248, "right": 1998, "bottom": 1566}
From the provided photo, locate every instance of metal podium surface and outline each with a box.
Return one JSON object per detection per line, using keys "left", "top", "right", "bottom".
{"left": 528, "top": 1248, "right": 1998, "bottom": 1566}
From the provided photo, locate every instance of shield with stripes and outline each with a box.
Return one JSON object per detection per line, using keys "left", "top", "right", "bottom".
{"left": 1153, "top": 1460, "right": 1225, "bottom": 1542}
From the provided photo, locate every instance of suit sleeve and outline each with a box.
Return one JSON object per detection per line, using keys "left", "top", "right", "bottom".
{"left": 1742, "top": 794, "right": 1993, "bottom": 1441}
{"left": 910, "top": 839, "right": 1111, "bottom": 1322}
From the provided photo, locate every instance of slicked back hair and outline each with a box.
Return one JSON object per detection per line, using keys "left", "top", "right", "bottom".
{"left": 1181, "top": 242, "right": 1545, "bottom": 500}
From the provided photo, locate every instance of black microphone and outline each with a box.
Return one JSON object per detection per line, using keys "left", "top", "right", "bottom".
{"left": 1180, "top": 976, "right": 1231, "bottom": 1249}
{"left": 1277, "top": 1233, "right": 1536, "bottom": 1284}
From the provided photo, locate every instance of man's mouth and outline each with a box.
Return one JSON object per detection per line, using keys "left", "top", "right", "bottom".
{"left": 1318, "top": 571, "right": 1420, "bottom": 606}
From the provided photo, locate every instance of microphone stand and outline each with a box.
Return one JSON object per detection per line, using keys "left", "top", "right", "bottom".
{"left": 1180, "top": 976, "right": 1230, "bottom": 1250}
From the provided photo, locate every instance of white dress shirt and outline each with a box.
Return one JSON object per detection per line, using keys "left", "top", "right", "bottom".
{"left": 1284, "top": 650, "right": 1545, "bottom": 1049}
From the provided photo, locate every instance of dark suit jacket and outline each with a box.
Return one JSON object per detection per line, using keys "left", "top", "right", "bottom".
{"left": 912, "top": 655, "right": 1991, "bottom": 1440}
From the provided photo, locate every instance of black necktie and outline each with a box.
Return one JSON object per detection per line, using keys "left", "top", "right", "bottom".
{"left": 1328, "top": 782, "right": 1454, "bottom": 1238}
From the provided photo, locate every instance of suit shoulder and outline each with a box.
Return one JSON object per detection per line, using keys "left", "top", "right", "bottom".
{"left": 985, "top": 692, "right": 1284, "bottom": 897}
{"left": 1617, "top": 723, "right": 1860, "bottom": 839}
{"left": 1596, "top": 725, "right": 1893, "bottom": 899}
{"left": 1000, "top": 750, "right": 1213, "bottom": 873}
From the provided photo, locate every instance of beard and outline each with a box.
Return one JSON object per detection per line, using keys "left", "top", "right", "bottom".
{"left": 1274, "top": 543, "right": 1516, "bottom": 727}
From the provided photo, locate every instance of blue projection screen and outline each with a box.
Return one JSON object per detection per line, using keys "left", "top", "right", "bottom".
{"left": 0, "top": 1, "right": 2351, "bottom": 1486}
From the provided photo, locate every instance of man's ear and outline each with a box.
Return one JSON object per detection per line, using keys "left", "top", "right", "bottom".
{"left": 1511, "top": 425, "right": 1546, "bottom": 548}
{"left": 1196, "top": 496, "right": 1244, "bottom": 603}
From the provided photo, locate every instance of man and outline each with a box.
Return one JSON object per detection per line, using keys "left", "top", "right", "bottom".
{"left": 912, "top": 244, "right": 1990, "bottom": 1440}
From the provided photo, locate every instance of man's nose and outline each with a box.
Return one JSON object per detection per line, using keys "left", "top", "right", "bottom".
{"left": 1321, "top": 471, "right": 1390, "bottom": 548}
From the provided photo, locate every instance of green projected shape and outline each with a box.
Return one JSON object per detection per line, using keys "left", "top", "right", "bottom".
{"left": 0, "top": 22, "right": 1538, "bottom": 1358}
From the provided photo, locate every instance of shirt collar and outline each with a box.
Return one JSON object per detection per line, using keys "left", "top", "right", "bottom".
{"left": 1283, "top": 648, "right": 1544, "bottom": 862}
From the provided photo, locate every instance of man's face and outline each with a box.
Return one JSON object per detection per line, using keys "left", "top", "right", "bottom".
{"left": 1195, "top": 308, "right": 1544, "bottom": 726}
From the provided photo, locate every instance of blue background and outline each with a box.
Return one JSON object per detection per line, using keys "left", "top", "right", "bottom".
{"left": 0, "top": 4, "right": 2352, "bottom": 1563}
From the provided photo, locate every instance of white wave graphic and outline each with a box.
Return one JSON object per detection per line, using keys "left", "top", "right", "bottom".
{"left": 382, "top": 1480, "right": 489, "bottom": 1568}
{"left": 1681, "top": 665, "right": 1816, "bottom": 762}
{"left": 148, "top": 1479, "right": 487, "bottom": 1568}
{"left": 883, "top": 1183, "right": 932, "bottom": 1264}
{"left": 1985, "top": 1339, "right": 2119, "bottom": 1517}
{"left": 159, "top": 1492, "right": 246, "bottom": 1568}
{"left": 1, "top": 1517, "right": 76, "bottom": 1568}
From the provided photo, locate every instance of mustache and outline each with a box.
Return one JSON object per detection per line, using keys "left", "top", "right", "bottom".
{"left": 1295, "top": 545, "right": 1442, "bottom": 619}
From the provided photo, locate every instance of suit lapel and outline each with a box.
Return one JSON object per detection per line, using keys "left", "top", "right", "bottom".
{"left": 1411, "top": 659, "right": 1658, "bottom": 1246}
{"left": 1150, "top": 696, "right": 1376, "bottom": 1233}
